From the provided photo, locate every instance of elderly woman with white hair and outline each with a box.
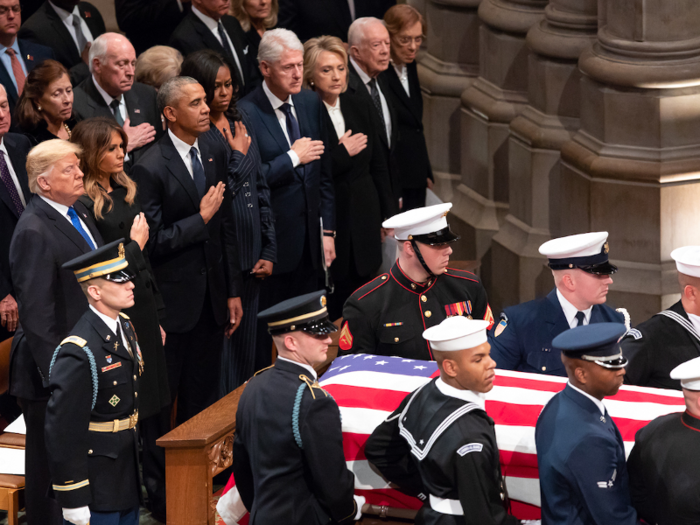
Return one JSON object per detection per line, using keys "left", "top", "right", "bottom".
{"left": 9, "top": 139, "right": 104, "bottom": 525}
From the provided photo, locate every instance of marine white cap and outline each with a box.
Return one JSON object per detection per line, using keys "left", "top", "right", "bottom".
{"left": 670, "top": 356, "right": 700, "bottom": 390}
{"left": 671, "top": 246, "right": 700, "bottom": 279}
{"left": 422, "top": 316, "right": 490, "bottom": 352}
{"left": 383, "top": 203, "right": 455, "bottom": 242}
{"left": 539, "top": 231, "right": 609, "bottom": 258}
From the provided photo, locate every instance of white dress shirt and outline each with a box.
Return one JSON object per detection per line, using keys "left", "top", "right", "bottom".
{"left": 89, "top": 305, "right": 131, "bottom": 353}
{"left": 393, "top": 62, "right": 410, "bottom": 97}
{"left": 0, "top": 39, "right": 27, "bottom": 93}
{"left": 557, "top": 289, "right": 592, "bottom": 329}
{"left": 168, "top": 129, "right": 202, "bottom": 179}
{"left": 323, "top": 99, "right": 345, "bottom": 139}
{"left": 276, "top": 356, "right": 317, "bottom": 380}
{"left": 48, "top": 1, "right": 94, "bottom": 52}
{"left": 191, "top": 6, "right": 245, "bottom": 86}
{"left": 262, "top": 80, "right": 300, "bottom": 167}
{"left": 567, "top": 381, "right": 606, "bottom": 416}
{"left": 0, "top": 139, "right": 26, "bottom": 207}
{"left": 435, "top": 377, "right": 486, "bottom": 410}
{"left": 39, "top": 195, "right": 97, "bottom": 247}
{"left": 350, "top": 57, "right": 391, "bottom": 146}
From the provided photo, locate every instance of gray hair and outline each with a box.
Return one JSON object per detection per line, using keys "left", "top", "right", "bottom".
{"left": 157, "top": 76, "right": 200, "bottom": 115}
{"left": 257, "top": 28, "right": 304, "bottom": 64}
{"left": 348, "top": 17, "right": 385, "bottom": 47}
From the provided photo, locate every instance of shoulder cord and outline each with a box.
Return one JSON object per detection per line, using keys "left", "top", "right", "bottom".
{"left": 49, "top": 344, "right": 99, "bottom": 410}
{"left": 292, "top": 382, "right": 306, "bottom": 449}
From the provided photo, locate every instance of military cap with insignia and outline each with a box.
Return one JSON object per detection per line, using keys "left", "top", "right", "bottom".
{"left": 553, "top": 322, "right": 628, "bottom": 369}
{"left": 383, "top": 202, "right": 460, "bottom": 246}
{"left": 423, "top": 316, "right": 491, "bottom": 351}
{"left": 539, "top": 231, "right": 617, "bottom": 275}
{"left": 258, "top": 290, "right": 337, "bottom": 336}
{"left": 62, "top": 238, "right": 136, "bottom": 283}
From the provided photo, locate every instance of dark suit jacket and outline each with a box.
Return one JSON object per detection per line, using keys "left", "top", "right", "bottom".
{"left": 18, "top": 1, "right": 106, "bottom": 86}
{"left": 72, "top": 77, "right": 164, "bottom": 170}
{"left": 9, "top": 197, "right": 104, "bottom": 400}
{"left": 115, "top": 0, "right": 188, "bottom": 55}
{"left": 169, "top": 12, "right": 258, "bottom": 95}
{"left": 238, "top": 85, "right": 334, "bottom": 275}
{"left": 131, "top": 132, "right": 241, "bottom": 334}
{"left": 325, "top": 92, "right": 396, "bottom": 280}
{"left": 381, "top": 61, "right": 432, "bottom": 189}
{"left": 277, "top": 0, "right": 352, "bottom": 42}
{"left": 0, "top": 40, "right": 53, "bottom": 108}
{"left": 355, "top": 0, "right": 396, "bottom": 19}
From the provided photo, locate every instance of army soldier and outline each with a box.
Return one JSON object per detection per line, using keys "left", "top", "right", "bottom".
{"left": 489, "top": 232, "right": 627, "bottom": 376}
{"left": 536, "top": 323, "right": 638, "bottom": 525}
{"left": 340, "top": 203, "right": 493, "bottom": 361}
{"left": 623, "top": 246, "right": 700, "bottom": 390}
{"left": 45, "top": 239, "right": 143, "bottom": 525}
{"left": 232, "top": 290, "right": 364, "bottom": 525}
{"left": 627, "top": 356, "right": 700, "bottom": 524}
{"left": 365, "top": 316, "right": 521, "bottom": 525}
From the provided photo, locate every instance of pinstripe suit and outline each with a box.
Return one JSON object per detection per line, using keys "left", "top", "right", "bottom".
{"left": 205, "top": 114, "right": 277, "bottom": 392}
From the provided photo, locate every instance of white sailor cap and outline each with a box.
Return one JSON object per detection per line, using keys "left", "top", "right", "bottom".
{"left": 670, "top": 356, "right": 700, "bottom": 390}
{"left": 538, "top": 231, "right": 617, "bottom": 275}
{"left": 422, "top": 316, "right": 490, "bottom": 352}
{"left": 382, "top": 203, "right": 460, "bottom": 245}
{"left": 670, "top": 246, "right": 700, "bottom": 279}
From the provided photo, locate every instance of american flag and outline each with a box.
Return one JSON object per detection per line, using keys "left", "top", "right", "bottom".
{"left": 218, "top": 354, "right": 686, "bottom": 523}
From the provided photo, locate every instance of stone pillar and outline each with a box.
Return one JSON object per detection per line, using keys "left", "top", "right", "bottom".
{"left": 560, "top": 0, "right": 700, "bottom": 323}
{"left": 489, "top": 0, "right": 598, "bottom": 312}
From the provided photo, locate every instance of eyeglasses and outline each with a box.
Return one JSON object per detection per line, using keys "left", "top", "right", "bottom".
{"left": 0, "top": 5, "right": 21, "bottom": 16}
{"left": 397, "top": 36, "right": 423, "bottom": 46}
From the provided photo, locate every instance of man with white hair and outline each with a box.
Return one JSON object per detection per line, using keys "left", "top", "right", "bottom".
{"left": 238, "top": 28, "right": 334, "bottom": 363}
{"left": 72, "top": 32, "right": 162, "bottom": 171}
{"left": 9, "top": 138, "right": 104, "bottom": 525}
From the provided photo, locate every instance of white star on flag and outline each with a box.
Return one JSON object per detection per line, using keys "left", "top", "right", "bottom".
{"left": 340, "top": 365, "right": 351, "bottom": 371}
{"left": 414, "top": 365, "right": 427, "bottom": 370}
{"left": 364, "top": 355, "right": 375, "bottom": 360}
{"left": 376, "top": 361, "right": 388, "bottom": 365}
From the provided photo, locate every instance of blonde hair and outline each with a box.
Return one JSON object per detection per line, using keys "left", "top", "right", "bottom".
{"left": 230, "top": 0, "right": 278, "bottom": 32}
{"left": 27, "top": 140, "right": 82, "bottom": 194}
{"left": 302, "top": 36, "right": 349, "bottom": 92}
{"left": 135, "top": 46, "right": 183, "bottom": 90}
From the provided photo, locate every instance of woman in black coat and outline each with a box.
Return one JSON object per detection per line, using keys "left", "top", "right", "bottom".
{"left": 304, "top": 36, "right": 398, "bottom": 320}
{"left": 382, "top": 4, "right": 434, "bottom": 211}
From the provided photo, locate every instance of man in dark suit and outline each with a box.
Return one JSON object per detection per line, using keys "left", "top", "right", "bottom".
{"left": 131, "top": 76, "right": 242, "bottom": 424}
{"left": 115, "top": 0, "right": 189, "bottom": 55}
{"left": 18, "top": 0, "right": 105, "bottom": 86}
{"left": 9, "top": 139, "right": 103, "bottom": 525}
{"left": 278, "top": 0, "right": 353, "bottom": 43}
{"left": 356, "top": 0, "right": 396, "bottom": 19}
{"left": 0, "top": 0, "right": 53, "bottom": 108}
{"left": 72, "top": 33, "right": 162, "bottom": 172}
{"left": 348, "top": 17, "right": 401, "bottom": 204}
{"left": 237, "top": 29, "right": 333, "bottom": 359}
{"left": 169, "top": 0, "right": 256, "bottom": 95}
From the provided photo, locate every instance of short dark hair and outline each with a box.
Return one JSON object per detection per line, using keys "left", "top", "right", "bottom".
{"left": 180, "top": 49, "right": 241, "bottom": 121}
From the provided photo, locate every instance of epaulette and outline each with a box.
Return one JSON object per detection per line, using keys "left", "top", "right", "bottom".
{"left": 351, "top": 273, "right": 390, "bottom": 301}
{"left": 119, "top": 312, "right": 130, "bottom": 320}
{"left": 49, "top": 337, "right": 99, "bottom": 410}
{"left": 292, "top": 374, "right": 333, "bottom": 449}
{"left": 60, "top": 335, "right": 87, "bottom": 347}
{"left": 253, "top": 364, "right": 274, "bottom": 377}
{"left": 443, "top": 267, "right": 480, "bottom": 283}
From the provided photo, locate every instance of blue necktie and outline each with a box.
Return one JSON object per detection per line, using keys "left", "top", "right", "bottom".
{"left": 280, "top": 102, "right": 301, "bottom": 145}
{"left": 575, "top": 311, "right": 585, "bottom": 327}
{"left": 67, "top": 206, "right": 95, "bottom": 250}
{"left": 190, "top": 147, "right": 206, "bottom": 199}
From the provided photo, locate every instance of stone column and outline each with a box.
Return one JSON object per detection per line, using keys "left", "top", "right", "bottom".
{"left": 489, "top": 0, "right": 598, "bottom": 312}
{"left": 561, "top": 0, "right": 700, "bottom": 323}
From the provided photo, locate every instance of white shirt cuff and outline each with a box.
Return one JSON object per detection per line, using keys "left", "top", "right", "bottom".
{"left": 287, "top": 149, "right": 300, "bottom": 168}
{"left": 353, "top": 495, "right": 366, "bottom": 520}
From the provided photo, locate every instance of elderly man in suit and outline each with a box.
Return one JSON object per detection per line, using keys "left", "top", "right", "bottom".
{"left": 169, "top": 0, "right": 256, "bottom": 95}
{"left": 72, "top": 33, "right": 162, "bottom": 172}
{"left": 9, "top": 138, "right": 103, "bottom": 525}
{"left": 131, "top": 76, "right": 242, "bottom": 425}
{"left": 238, "top": 28, "right": 334, "bottom": 362}
{"left": 18, "top": 0, "right": 105, "bottom": 86}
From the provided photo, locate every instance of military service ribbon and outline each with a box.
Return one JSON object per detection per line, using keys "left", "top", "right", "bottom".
{"left": 444, "top": 301, "right": 472, "bottom": 317}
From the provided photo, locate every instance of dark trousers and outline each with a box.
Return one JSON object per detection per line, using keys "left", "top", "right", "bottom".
{"left": 401, "top": 187, "right": 427, "bottom": 212}
{"left": 17, "top": 397, "right": 63, "bottom": 525}
{"left": 63, "top": 506, "right": 139, "bottom": 525}
{"left": 139, "top": 406, "right": 171, "bottom": 519}
{"left": 165, "top": 294, "right": 224, "bottom": 425}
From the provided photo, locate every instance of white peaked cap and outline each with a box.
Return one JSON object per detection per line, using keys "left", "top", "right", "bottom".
{"left": 671, "top": 356, "right": 700, "bottom": 390}
{"left": 383, "top": 203, "right": 452, "bottom": 240}
{"left": 422, "top": 316, "right": 490, "bottom": 352}
{"left": 671, "top": 246, "right": 700, "bottom": 279}
{"left": 539, "top": 231, "right": 609, "bottom": 258}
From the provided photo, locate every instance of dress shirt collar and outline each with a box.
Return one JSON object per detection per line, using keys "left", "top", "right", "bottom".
{"left": 276, "top": 356, "right": 317, "bottom": 380}
{"left": 435, "top": 377, "right": 486, "bottom": 410}
{"left": 0, "top": 137, "right": 7, "bottom": 156}
{"left": 263, "top": 79, "right": 293, "bottom": 110}
{"left": 392, "top": 61, "right": 407, "bottom": 81}
{"left": 168, "top": 128, "right": 200, "bottom": 158}
{"left": 49, "top": 0, "right": 80, "bottom": 21}
{"left": 556, "top": 288, "right": 592, "bottom": 328}
{"left": 89, "top": 304, "right": 118, "bottom": 334}
{"left": 350, "top": 57, "right": 372, "bottom": 85}
{"left": 39, "top": 194, "right": 70, "bottom": 217}
{"left": 0, "top": 38, "right": 21, "bottom": 59}
{"left": 92, "top": 75, "right": 123, "bottom": 107}
{"left": 192, "top": 5, "right": 220, "bottom": 31}
{"left": 567, "top": 381, "right": 606, "bottom": 415}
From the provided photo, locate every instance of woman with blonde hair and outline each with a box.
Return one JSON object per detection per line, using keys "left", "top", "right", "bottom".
{"left": 230, "top": 0, "right": 278, "bottom": 67}
{"left": 135, "top": 45, "right": 183, "bottom": 91}
{"left": 304, "top": 35, "right": 397, "bottom": 319}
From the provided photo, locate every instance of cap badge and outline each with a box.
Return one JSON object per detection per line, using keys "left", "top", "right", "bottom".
{"left": 118, "top": 243, "right": 125, "bottom": 259}
{"left": 320, "top": 295, "right": 327, "bottom": 307}
{"left": 603, "top": 242, "right": 609, "bottom": 254}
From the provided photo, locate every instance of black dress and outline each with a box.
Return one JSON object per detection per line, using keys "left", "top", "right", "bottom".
{"left": 22, "top": 117, "right": 77, "bottom": 146}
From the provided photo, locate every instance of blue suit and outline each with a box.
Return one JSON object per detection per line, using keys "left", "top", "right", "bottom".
{"left": 488, "top": 289, "right": 624, "bottom": 376}
{"left": 0, "top": 39, "right": 53, "bottom": 108}
{"left": 535, "top": 385, "right": 638, "bottom": 525}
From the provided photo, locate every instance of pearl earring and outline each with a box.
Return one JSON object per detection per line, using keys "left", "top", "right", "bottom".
{"left": 37, "top": 105, "right": 42, "bottom": 111}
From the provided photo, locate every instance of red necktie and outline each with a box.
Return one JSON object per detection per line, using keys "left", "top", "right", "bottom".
{"left": 6, "top": 49, "right": 25, "bottom": 95}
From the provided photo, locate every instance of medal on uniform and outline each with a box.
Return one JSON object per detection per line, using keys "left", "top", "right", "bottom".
{"left": 136, "top": 342, "right": 144, "bottom": 376}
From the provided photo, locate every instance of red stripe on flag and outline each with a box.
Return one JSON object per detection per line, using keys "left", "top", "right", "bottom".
{"left": 324, "top": 384, "right": 407, "bottom": 412}
{"left": 357, "top": 488, "right": 423, "bottom": 510}
{"left": 510, "top": 500, "right": 541, "bottom": 520}
{"left": 343, "top": 432, "right": 369, "bottom": 460}
{"left": 500, "top": 450, "right": 538, "bottom": 470}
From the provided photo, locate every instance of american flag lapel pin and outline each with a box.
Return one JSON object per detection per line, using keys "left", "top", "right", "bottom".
{"left": 84, "top": 10, "right": 91, "bottom": 17}
{"left": 134, "top": 109, "right": 141, "bottom": 114}
{"left": 208, "top": 158, "right": 213, "bottom": 162}
{"left": 27, "top": 55, "right": 33, "bottom": 61}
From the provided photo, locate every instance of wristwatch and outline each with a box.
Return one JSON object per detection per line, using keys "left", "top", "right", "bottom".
{"left": 323, "top": 231, "right": 336, "bottom": 238}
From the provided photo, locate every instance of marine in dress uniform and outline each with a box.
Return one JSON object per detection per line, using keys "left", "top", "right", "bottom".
{"left": 45, "top": 239, "right": 143, "bottom": 525}
{"left": 489, "top": 231, "right": 627, "bottom": 376}
{"left": 340, "top": 203, "right": 493, "bottom": 361}
{"left": 627, "top": 356, "right": 700, "bottom": 525}
{"left": 232, "top": 291, "right": 364, "bottom": 525}
{"left": 535, "top": 323, "right": 638, "bottom": 525}
{"left": 623, "top": 245, "right": 700, "bottom": 390}
{"left": 365, "top": 316, "right": 520, "bottom": 525}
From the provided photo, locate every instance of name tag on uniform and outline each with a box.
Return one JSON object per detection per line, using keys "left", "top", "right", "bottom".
{"left": 102, "top": 362, "right": 122, "bottom": 373}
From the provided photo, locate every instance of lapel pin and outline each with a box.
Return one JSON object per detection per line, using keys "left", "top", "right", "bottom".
{"left": 134, "top": 109, "right": 141, "bottom": 114}
{"left": 209, "top": 158, "right": 213, "bottom": 162}
{"left": 243, "top": 45, "right": 249, "bottom": 55}
{"left": 27, "top": 55, "right": 33, "bottom": 61}
{"left": 84, "top": 11, "right": 91, "bottom": 17}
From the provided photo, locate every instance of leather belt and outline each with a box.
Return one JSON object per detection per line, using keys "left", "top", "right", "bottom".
{"left": 88, "top": 411, "right": 138, "bottom": 433}
{"left": 429, "top": 494, "right": 464, "bottom": 515}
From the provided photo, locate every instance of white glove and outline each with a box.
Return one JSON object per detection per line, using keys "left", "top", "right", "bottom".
{"left": 62, "top": 506, "right": 91, "bottom": 525}
{"left": 522, "top": 521, "right": 541, "bottom": 525}
{"left": 353, "top": 494, "right": 366, "bottom": 520}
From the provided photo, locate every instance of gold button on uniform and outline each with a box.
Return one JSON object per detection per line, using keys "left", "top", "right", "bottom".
{"left": 113, "top": 381, "right": 117, "bottom": 386}
{"left": 421, "top": 295, "right": 427, "bottom": 302}
{"left": 133, "top": 375, "right": 137, "bottom": 381}
{"left": 425, "top": 311, "right": 432, "bottom": 318}
{"left": 381, "top": 275, "right": 387, "bottom": 280}
{"left": 135, "top": 392, "right": 138, "bottom": 398}
{"left": 394, "top": 337, "right": 399, "bottom": 342}
{"left": 411, "top": 283, "right": 416, "bottom": 290}
{"left": 542, "top": 366, "right": 546, "bottom": 371}
{"left": 88, "top": 449, "right": 93, "bottom": 454}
